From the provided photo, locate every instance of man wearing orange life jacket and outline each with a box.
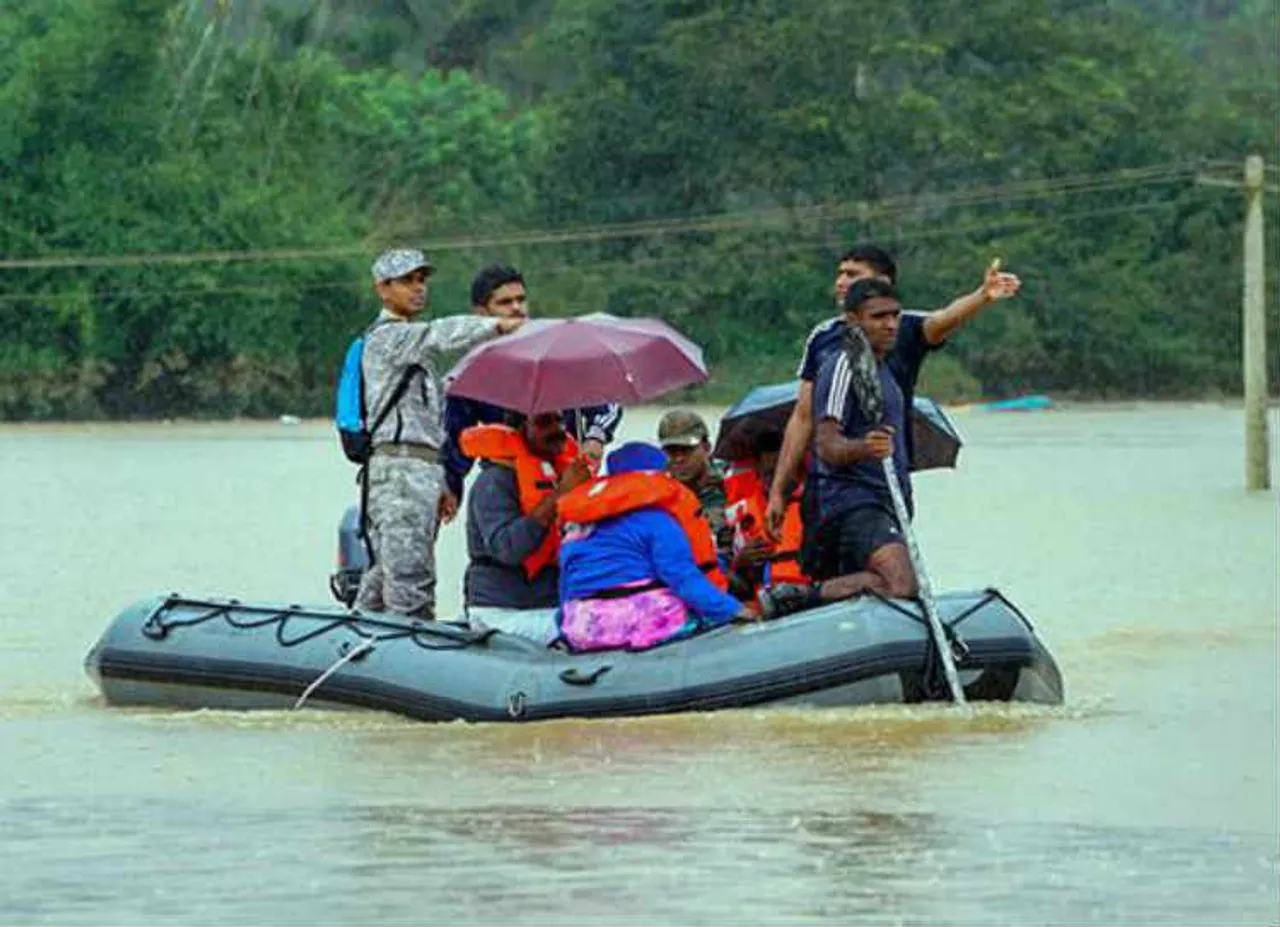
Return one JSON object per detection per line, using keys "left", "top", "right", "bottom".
{"left": 460, "top": 411, "right": 591, "bottom": 640}
{"left": 557, "top": 442, "right": 755, "bottom": 653}
{"left": 723, "top": 431, "right": 810, "bottom": 599}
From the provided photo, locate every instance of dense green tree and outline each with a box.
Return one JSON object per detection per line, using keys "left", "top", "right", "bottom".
{"left": 0, "top": 0, "right": 543, "bottom": 419}
{"left": 0, "top": 0, "right": 1273, "bottom": 418}
{"left": 520, "top": 0, "right": 1276, "bottom": 396}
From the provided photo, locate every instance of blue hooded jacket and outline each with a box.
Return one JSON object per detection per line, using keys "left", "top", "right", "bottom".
{"left": 558, "top": 442, "right": 742, "bottom": 625}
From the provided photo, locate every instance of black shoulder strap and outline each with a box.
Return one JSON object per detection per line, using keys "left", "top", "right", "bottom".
{"left": 361, "top": 317, "right": 425, "bottom": 437}
{"left": 367, "top": 364, "right": 425, "bottom": 437}
{"left": 357, "top": 361, "right": 426, "bottom": 572}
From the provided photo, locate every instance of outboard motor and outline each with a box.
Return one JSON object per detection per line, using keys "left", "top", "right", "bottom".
{"left": 329, "top": 504, "right": 368, "bottom": 607}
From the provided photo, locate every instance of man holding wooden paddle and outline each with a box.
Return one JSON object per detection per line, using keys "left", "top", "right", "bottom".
{"left": 761, "top": 247, "right": 1021, "bottom": 618}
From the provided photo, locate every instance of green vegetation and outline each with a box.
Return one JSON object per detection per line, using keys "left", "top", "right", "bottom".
{"left": 0, "top": 0, "right": 1275, "bottom": 418}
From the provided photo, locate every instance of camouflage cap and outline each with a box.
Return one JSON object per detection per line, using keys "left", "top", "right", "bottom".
{"left": 657, "top": 409, "right": 710, "bottom": 448}
{"left": 371, "top": 248, "right": 433, "bottom": 283}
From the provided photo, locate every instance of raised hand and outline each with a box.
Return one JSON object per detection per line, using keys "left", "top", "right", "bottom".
{"left": 982, "top": 258, "right": 1021, "bottom": 303}
{"left": 558, "top": 457, "right": 594, "bottom": 494}
{"left": 581, "top": 438, "right": 605, "bottom": 473}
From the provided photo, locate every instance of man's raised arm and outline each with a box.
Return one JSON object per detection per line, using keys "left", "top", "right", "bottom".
{"left": 922, "top": 259, "right": 1022, "bottom": 346}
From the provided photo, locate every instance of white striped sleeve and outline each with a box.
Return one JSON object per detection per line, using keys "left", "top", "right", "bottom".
{"left": 582, "top": 403, "right": 621, "bottom": 443}
{"left": 597, "top": 403, "right": 622, "bottom": 433}
{"left": 795, "top": 317, "right": 836, "bottom": 378}
{"left": 823, "top": 353, "right": 852, "bottom": 421}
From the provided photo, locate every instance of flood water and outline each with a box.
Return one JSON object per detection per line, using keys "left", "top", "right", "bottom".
{"left": 1, "top": 403, "right": 1276, "bottom": 925}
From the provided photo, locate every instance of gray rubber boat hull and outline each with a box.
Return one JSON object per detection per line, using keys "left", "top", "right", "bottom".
{"left": 84, "top": 589, "right": 1063, "bottom": 722}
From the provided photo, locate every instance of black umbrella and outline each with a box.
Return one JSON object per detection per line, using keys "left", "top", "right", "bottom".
{"left": 712, "top": 379, "right": 962, "bottom": 471}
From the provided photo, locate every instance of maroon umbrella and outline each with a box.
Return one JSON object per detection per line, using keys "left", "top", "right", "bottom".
{"left": 445, "top": 313, "right": 708, "bottom": 414}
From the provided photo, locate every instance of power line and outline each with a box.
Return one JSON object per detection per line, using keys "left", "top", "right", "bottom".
{"left": 1, "top": 198, "right": 1189, "bottom": 306}
{"left": 1200, "top": 158, "right": 1279, "bottom": 174}
{"left": 0, "top": 162, "right": 1198, "bottom": 272}
{"left": 0, "top": 280, "right": 358, "bottom": 306}
{"left": 534, "top": 200, "right": 1185, "bottom": 281}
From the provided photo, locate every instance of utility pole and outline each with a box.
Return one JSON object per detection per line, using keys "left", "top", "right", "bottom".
{"left": 1197, "top": 156, "right": 1275, "bottom": 491}
{"left": 1242, "top": 155, "right": 1270, "bottom": 491}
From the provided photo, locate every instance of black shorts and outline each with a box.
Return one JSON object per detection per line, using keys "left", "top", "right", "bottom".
{"left": 808, "top": 505, "right": 905, "bottom": 581}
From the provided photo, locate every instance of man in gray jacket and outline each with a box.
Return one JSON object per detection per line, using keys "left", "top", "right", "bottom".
{"left": 464, "top": 411, "right": 592, "bottom": 641}
{"left": 355, "top": 248, "right": 524, "bottom": 618}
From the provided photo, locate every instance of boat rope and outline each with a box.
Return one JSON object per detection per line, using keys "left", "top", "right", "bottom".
{"left": 289, "top": 622, "right": 500, "bottom": 711}
{"left": 292, "top": 634, "right": 386, "bottom": 712}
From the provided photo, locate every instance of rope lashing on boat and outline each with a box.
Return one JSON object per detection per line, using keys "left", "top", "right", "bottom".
{"left": 890, "top": 588, "right": 1037, "bottom": 701}
{"left": 135, "top": 594, "right": 505, "bottom": 712}
{"left": 140, "top": 595, "right": 495, "bottom": 651}
{"left": 859, "top": 588, "right": 978, "bottom": 700}
{"left": 861, "top": 588, "right": 971, "bottom": 656}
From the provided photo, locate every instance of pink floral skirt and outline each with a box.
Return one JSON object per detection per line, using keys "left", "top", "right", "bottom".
{"left": 559, "top": 584, "right": 691, "bottom": 652}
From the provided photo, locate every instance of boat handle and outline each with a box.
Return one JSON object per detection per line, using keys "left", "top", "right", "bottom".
{"left": 559, "top": 666, "right": 611, "bottom": 686}
{"left": 339, "top": 639, "right": 374, "bottom": 661}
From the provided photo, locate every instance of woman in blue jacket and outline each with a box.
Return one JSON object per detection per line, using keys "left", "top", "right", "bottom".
{"left": 557, "top": 442, "right": 755, "bottom": 651}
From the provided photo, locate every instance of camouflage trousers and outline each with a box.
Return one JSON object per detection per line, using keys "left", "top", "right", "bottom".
{"left": 355, "top": 456, "right": 443, "bottom": 617}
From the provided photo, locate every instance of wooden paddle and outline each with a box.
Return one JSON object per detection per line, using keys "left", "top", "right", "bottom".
{"left": 880, "top": 454, "right": 968, "bottom": 705}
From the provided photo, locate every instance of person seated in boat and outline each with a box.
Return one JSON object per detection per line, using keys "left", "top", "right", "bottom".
{"left": 657, "top": 409, "right": 734, "bottom": 563}
{"left": 556, "top": 442, "right": 757, "bottom": 652}
{"left": 723, "top": 429, "right": 810, "bottom": 601}
{"left": 460, "top": 411, "right": 593, "bottom": 641}
{"left": 763, "top": 278, "right": 920, "bottom": 618}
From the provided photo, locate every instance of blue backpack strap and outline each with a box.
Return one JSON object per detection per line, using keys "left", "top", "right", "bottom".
{"left": 335, "top": 337, "right": 367, "bottom": 435}
{"left": 336, "top": 317, "right": 407, "bottom": 464}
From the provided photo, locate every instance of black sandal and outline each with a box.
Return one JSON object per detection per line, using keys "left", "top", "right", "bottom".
{"left": 758, "top": 582, "right": 823, "bottom": 620}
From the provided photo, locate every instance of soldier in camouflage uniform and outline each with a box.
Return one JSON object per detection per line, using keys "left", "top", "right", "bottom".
{"left": 355, "top": 248, "right": 524, "bottom": 618}
{"left": 657, "top": 410, "right": 733, "bottom": 559}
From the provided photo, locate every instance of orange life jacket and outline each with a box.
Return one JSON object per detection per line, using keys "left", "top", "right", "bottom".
{"left": 459, "top": 424, "right": 579, "bottom": 579}
{"left": 724, "top": 487, "right": 809, "bottom": 587}
{"left": 723, "top": 462, "right": 763, "bottom": 507}
{"left": 557, "top": 470, "right": 729, "bottom": 591}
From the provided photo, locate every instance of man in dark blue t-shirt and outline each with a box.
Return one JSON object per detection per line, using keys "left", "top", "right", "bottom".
{"left": 764, "top": 245, "right": 1021, "bottom": 538}
{"left": 807, "top": 277, "right": 918, "bottom": 598}
{"left": 761, "top": 278, "right": 926, "bottom": 617}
